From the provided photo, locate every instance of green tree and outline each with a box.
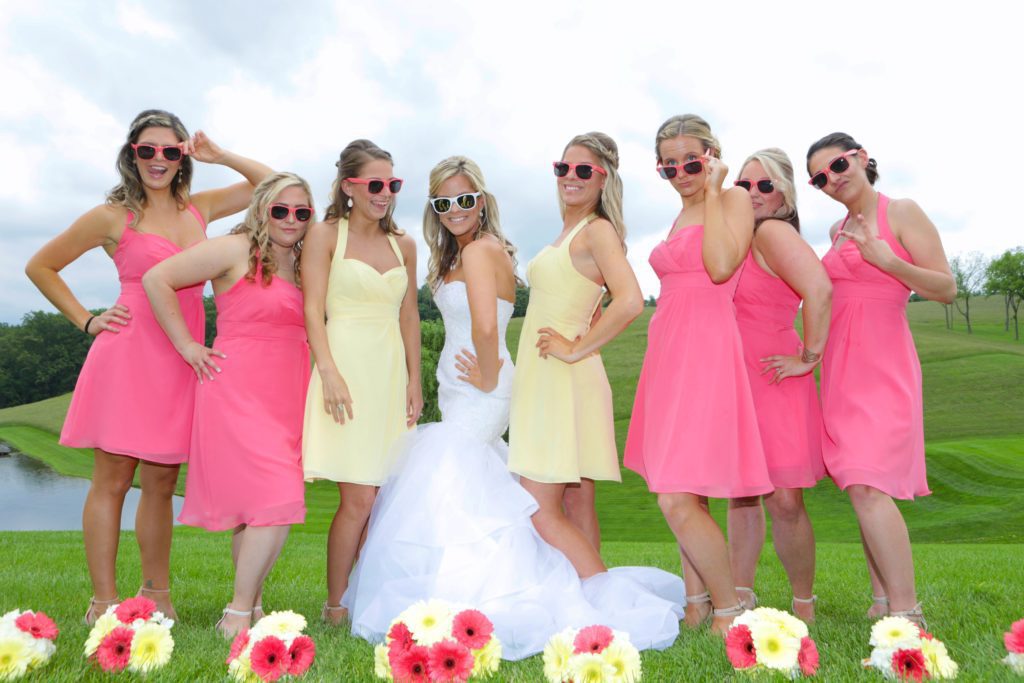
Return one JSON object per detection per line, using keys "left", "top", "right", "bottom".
{"left": 986, "top": 247, "right": 1024, "bottom": 340}
{"left": 418, "top": 319, "right": 445, "bottom": 423}
{"left": 203, "top": 295, "right": 218, "bottom": 347}
{"left": 514, "top": 286, "right": 529, "bottom": 318}
{"left": 0, "top": 311, "right": 94, "bottom": 408}
{"left": 418, "top": 283, "right": 441, "bottom": 321}
{"left": 950, "top": 252, "right": 987, "bottom": 334}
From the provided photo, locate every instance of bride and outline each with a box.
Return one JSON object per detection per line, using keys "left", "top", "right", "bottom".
{"left": 343, "top": 156, "right": 684, "bottom": 660}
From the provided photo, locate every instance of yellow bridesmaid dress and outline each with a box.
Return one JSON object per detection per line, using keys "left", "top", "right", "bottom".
{"left": 302, "top": 217, "right": 410, "bottom": 484}
{"left": 508, "top": 214, "right": 621, "bottom": 484}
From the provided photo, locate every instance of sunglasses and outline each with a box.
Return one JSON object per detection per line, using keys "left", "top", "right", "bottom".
{"left": 132, "top": 143, "right": 185, "bottom": 162}
{"left": 430, "top": 192, "right": 482, "bottom": 214}
{"left": 808, "top": 150, "right": 858, "bottom": 189}
{"left": 269, "top": 204, "right": 313, "bottom": 222}
{"left": 656, "top": 159, "right": 704, "bottom": 179}
{"left": 734, "top": 178, "right": 775, "bottom": 193}
{"left": 552, "top": 161, "right": 607, "bottom": 180}
{"left": 346, "top": 177, "right": 403, "bottom": 194}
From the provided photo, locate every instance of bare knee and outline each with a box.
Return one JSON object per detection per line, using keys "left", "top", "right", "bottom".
{"left": 91, "top": 471, "right": 134, "bottom": 499}
{"left": 765, "top": 489, "right": 805, "bottom": 523}
{"left": 658, "top": 493, "right": 701, "bottom": 524}
{"left": 139, "top": 464, "right": 180, "bottom": 499}
{"left": 338, "top": 486, "right": 376, "bottom": 523}
{"left": 846, "top": 485, "right": 890, "bottom": 512}
{"left": 728, "top": 496, "right": 761, "bottom": 511}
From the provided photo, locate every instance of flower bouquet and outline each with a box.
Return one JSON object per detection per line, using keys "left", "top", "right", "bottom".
{"left": 227, "top": 610, "right": 315, "bottom": 682}
{"left": 1005, "top": 618, "right": 1024, "bottom": 674}
{"left": 0, "top": 609, "right": 58, "bottom": 680}
{"left": 542, "top": 624, "right": 641, "bottom": 683}
{"left": 83, "top": 597, "right": 174, "bottom": 674}
{"left": 863, "top": 616, "right": 958, "bottom": 679}
{"left": 374, "top": 599, "right": 501, "bottom": 682}
{"left": 725, "top": 607, "right": 819, "bottom": 677}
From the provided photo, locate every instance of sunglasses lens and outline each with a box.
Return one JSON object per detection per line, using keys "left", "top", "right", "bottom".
{"left": 735, "top": 180, "right": 752, "bottom": 191}
{"left": 683, "top": 160, "right": 703, "bottom": 175}
{"left": 810, "top": 173, "right": 828, "bottom": 189}
{"left": 295, "top": 208, "right": 312, "bottom": 222}
{"left": 135, "top": 145, "right": 156, "bottom": 160}
{"left": 830, "top": 157, "right": 851, "bottom": 174}
{"left": 367, "top": 180, "right": 384, "bottom": 194}
{"left": 270, "top": 206, "right": 289, "bottom": 220}
{"left": 432, "top": 198, "right": 452, "bottom": 214}
{"left": 574, "top": 164, "right": 594, "bottom": 180}
{"left": 163, "top": 147, "right": 183, "bottom": 161}
{"left": 455, "top": 194, "right": 477, "bottom": 210}
{"left": 757, "top": 180, "right": 774, "bottom": 193}
{"left": 657, "top": 166, "right": 677, "bottom": 179}
{"left": 553, "top": 162, "right": 569, "bottom": 177}
{"left": 389, "top": 179, "right": 403, "bottom": 193}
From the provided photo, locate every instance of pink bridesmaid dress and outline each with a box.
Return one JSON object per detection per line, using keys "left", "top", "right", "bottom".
{"left": 733, "top": 249, "right": 826, "bottom": 488}
{"left": 60, "top": 208, "right": 206, "bottom": 463}
{"left": 624, "top": 225, "right": 773, "bottom": 498}
{"left": 178, "top": 264, "right": 310, "bottom": 530}
{"left": 820, "top": 193, "right": 928, "bottom": 499}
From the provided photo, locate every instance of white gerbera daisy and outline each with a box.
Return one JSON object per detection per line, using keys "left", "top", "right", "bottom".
{"left": 401, "top": 600, "right": 454, "bottom": 646}
{"left": 870, "top": 616, "right": 922, "bottom": 649}
{"left": 542, "top": 629, "right": 574, "bottom": 682}
{"left": 255, "top": 610, "right": 307, "bottom": 637}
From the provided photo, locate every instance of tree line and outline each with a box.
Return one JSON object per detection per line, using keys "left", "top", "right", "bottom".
{"left": 945, "top": 247, "right": 1024, "bottom": 339}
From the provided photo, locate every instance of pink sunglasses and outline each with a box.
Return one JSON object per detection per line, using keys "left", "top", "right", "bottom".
{"left": 131, "top": 143, "right": 185, "bottom": 161}
{"left": 808, "top": 150, "right": 858, "bottom": 189}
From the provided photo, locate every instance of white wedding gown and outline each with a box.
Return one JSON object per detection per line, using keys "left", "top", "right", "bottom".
{"left": 343, "top": 281, "right": 684, "bottom": 660}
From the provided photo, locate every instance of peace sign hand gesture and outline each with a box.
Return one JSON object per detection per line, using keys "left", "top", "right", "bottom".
{"left": 838, "top": 212, "right": 897, "bottom": 271}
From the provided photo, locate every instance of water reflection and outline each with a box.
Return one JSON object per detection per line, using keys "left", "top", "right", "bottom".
{"left": 0, "top": 450, "right": 184, "bottom": 531}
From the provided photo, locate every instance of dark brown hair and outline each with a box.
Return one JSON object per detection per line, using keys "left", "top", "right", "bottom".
{"left": 806, "top": 132, "right": 879, "bottom": 185}
{"left": 324, "top": 139, "right": 400, "bottom": 235}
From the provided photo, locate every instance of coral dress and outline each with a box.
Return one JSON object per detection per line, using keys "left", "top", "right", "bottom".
{"left": 302, "top": 218, "right": 410, "bottom": 484}
{"left": 178, "top": 264, "right": 309, "bottom": 531}
{"left": 508, "top": 215, "right": 620, "bottom": 484}
{"left": 820, "top": 193, "right": 928, "bottom": 499}
{"left": 624, "top": 225, "right": 773, "bottom": 497}
{"left": 734, "top": 249, "right": 826, "bottom": 488}
{"left": 60, "top": 207, "right": 206, "bottom": 464}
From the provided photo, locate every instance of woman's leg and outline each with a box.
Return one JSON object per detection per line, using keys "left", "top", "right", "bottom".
{"left": 218, "top": 524, "right": 291, "bottom": 636}
{"left": 82, "top": 449, "right": 138, "bottom": 622}
{"left": 727, "top": 495, "right": 765, "bottom": 609}
{"left": 658, "top": 492, "right": 741, "bottom": 636}
{"left": 763, "top": 488, "right": 817, "bottom": 621}
{"left": 847, "top": 485, "right": 918, "bottom": 615}
{"left": 563, "top": 478, "right": 601, "bottom": 551}
{"left": 860, "top": 524, "right": 890, "bottom": 617}
{"left": 520, "top": 477, "right": 606, "bottom": 578}
{"left": 325, "top": 482, "right": 377, "bottom": 623}
{"left": 136, "top": 461, "right": 181, "bottom": 618}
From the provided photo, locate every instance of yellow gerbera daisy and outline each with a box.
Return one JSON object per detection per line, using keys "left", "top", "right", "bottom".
{"left": 471, "top": 636, "right": 502, "bottom": 676}
{"left": 601, "top": 638, "right": 642, "bottom": 682}
{"left": 870, "top": 616, "right": 921, "bottom": 649}
{"left": 750, "top": 622, "right": 800, "bottom": 671}
{"left": 127, "top": 623, "right": 174, "bottom": 673}
{"left": 542, "top": 630, "right": 574, "bottom": 682}
{"left": 0, "top": 638, "right": 31, "bottom": 679}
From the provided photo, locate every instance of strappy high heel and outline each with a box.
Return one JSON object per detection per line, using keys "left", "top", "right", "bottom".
{"left": 216, "top": 606, "right": 252, "bottom": 638}
{"left": 138, "top": 586, "right": 177, "bottom": 621}
{"left": 683, "top": 592, "right": 712, "bottom": 629}
{"left": 792, "top": 594, "right": 817, "bottom": 623}
{"left": 868, "top": 594, "right": 889, "bottom": 619}
{"left": 891, "top": 602, "right": 927, "bottom": 631}
{"left": 253, "top": 604, "right": 264, "bottom": 623}
{"left": 711, "top": 602, "right": 746, "bottom": 637}
{"left": 84, "top": 597, "right": 119, "bottom": 625}
{"left": 322, "top": 601, "right": 348, "bottom": 625}
{"left": 735, "top": 586, "right": 758, "bottom": 611}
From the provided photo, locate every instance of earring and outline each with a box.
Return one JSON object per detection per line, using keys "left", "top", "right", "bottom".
{"left": 346, "top": 197, "right": 353, "bottom": 208}
{"left": 480, "top": 208, "right": 487, "bottom": 226}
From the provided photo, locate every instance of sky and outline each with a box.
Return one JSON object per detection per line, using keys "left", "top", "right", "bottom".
{"left": 1, "top": 0, "right": 1021, "bottom": 323}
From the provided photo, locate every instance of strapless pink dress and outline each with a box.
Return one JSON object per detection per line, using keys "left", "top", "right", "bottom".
{"left": 625, "top": 225, "right": 773, "bottom": 498}
{"left": 60, "top": 207, "right": 206, "bottom": 464}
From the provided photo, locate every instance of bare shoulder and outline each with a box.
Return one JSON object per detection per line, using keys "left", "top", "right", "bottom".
{"left": 886, "top": 197, "right": 929, "bottom": 225}
{"left": 581, "top": 216, "right": 620, "bottom": 246}
{"left": 756, "top": 219, "right": 801, "bottom": 245}
{"left": 827, "top": 218, "right": 845, "bottom": 240}
{"left": 721, "top": 185, "right": 753, "bottom": 209}
{"left": 304, "top": 220, "right": 338, "bottom": 246}
{"left": 463, "top": 234, "right": 505, "bottom": 258}
{"left": 394, "top": 231, "right": 417, "bottom": 261}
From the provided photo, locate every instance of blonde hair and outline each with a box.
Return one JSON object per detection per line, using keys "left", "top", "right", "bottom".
{"left": 655, "top": 114, "right": 721, "bottom": 161}
{"left": 324, "top": 139, "right": 401, "bottom": 235}
{"left": 230, "top": 172, "right": 316, "bottom": 288}
{"left": 423, "top": 156, "right": 521, "bottom": 291}
{"left": 106, "top": 109, "right": 192, "bottom": 226}
{"left": 738, "top": 147, "right": 801, "bottom": 232}
{"left": 561, "top": 132, "right": 627, "bottom": 248}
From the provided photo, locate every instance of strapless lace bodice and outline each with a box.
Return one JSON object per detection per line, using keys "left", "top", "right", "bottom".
{"left": 434, "top": 281, "right": 515, "bottom": 442}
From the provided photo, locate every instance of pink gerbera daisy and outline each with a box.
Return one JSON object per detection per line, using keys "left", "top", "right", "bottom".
{"left": 892, "top": 648, "right": 928, "bottom": 681}
{"left": 250, "top": 635, "right": 289, "bottom": 682}
{"left": 572, "top": 625, "right": 614, "bottom": 655}
{"left": 96, "top": 626, "right": 134, "bottom": 672}
{"left": 1006, "top": 619, "right": 1024, "bottom": 654}
{"left": 427, "top": 639, "right": 473, "bottom": 682}
{"left": 287, "top": 635, "right": 316, "bottom": 676}
{"left": 798, "top": 636, "right": 819, "bottom": 676}
{"left": 725, "top": 624, "right": 757, "bottom": 669}
{"left": 226, "top": 629, "right": 250, "bottom": 664}
{"left": 392, "top": 644, "right": 430, "bottom": 682}
{"left": 114, "top": 596, "right": 156, "bottom": 624}
{"left": 14, "top": 611, "right": 59, "bottom": 640}
{"left": 451, "top": 610, "right": 494, "bottom": 650}
{"left": 389, "top": 621, "right": 415, "bottom": 655}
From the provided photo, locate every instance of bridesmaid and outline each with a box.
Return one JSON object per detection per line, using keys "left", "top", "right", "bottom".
{"left": 301, "top": 139, "right": 421, "bottom": 624}
{"left": 727, "top": 148, "right": 832, "bottom": 622}
{"left": 623, "top": 114, "right": 773, "bottom": 635}
{"left": 508, "top": 131, "right": 644, "bottom": 578}
{"left": 807, "top": 132, "right": 954, "bottom": 624}
{"left": 24, "top": 109, "right": 271, "bottom": 622}
{"left": 144, "top": 172, "right": 314, "bottom": 637}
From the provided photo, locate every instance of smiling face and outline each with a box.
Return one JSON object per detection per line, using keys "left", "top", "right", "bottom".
{"left": 657, "top": 135, "right": 706, "bottom": 199}
{"left": 344, "top": 158, "right": 396, "bottom": 221}
{"left": 807, "top": 145, "right": 869, "bottom": 203}
{"left": 133, "top": 126, "right": 184, "bottom": 191}
{"left": 434, "top": 173, "right": 483, "bottom": 242}
{"left": 738, "top": 160, "right": 784, "bottom": 221}
{"left": 267, "top": 185, "right": 312, "bottom": 248}
{"left": 557, "top": 145, "right": 605, "bottom": 212}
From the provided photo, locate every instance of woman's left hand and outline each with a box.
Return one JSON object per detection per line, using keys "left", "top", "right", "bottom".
{"left": 760, "top": 354, "right": 817, "bottom": 384}
{"left": 703, "top": 150, "right": 729, "bottom": 193}
{"left": 839, "top": 212, "right": 898, "bottom": 271}
{"left": 536, "top": 327, "right": 582, "bottom": 363}
{"left": 187, "top": 130, "right": 227, "bottom": 165}
{"left": 406, "top": 379, "right": 423, "bottom": 426}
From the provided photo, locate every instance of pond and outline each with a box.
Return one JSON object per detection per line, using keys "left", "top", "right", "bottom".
{"left": 0, "top": 445, "right": 184, "bottom": 531}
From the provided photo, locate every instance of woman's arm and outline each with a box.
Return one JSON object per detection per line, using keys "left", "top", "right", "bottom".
{"left": 702, "top": 155, "right": 755, "bottom": 283}
{"left": 24, "top": 204, "right": 131, "bottom": 335}
{"left": 537, "top": 219, "right": 644, "bottom": 363}
{"left": 142, "top": 234, "right": 247, "bottom": 381}
{"left": 187, "top": 131, "right": 274, "bottom": 224}
{"left": 458, "top": 240, "right": 503, "bottom": 392}
{"left": 397, "top": 234, "right": 423, "bottom": 426}
{"left": 755, "top": 220, "right": 833, "bottom": 383}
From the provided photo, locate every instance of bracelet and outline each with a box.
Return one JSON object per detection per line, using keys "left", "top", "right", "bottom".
{"left": 800, "top": 347, "right": 822, "bottom": 364}
{"left": 84, "top": 316, "right": 96, "bottom": 334}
